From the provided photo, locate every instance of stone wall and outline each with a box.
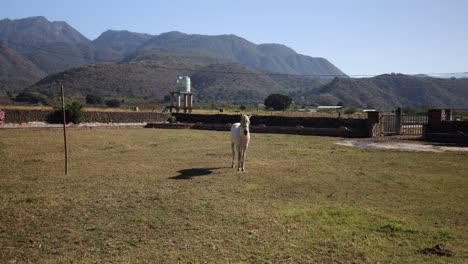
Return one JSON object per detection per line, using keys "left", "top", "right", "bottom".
{"left": 424, "top": 109, "right": 468, "bottom": 144}
{"left": 2, "top": 110, "right": 53, "bottom": 124}
{"left": 2, "top": 109, "right": 171, "bottom": 124}
{"left": 172, "top": 113, "right": 369, "bottom": 137}
{"left": 2, "top": 110, "right": 370, "bottom": 138}
{"left": 174, "top": 114, "right": 367, "bottom": 128}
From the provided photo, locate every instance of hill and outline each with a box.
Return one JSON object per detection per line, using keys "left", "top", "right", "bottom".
{"left": 0, "top": 16, "right": 89, "bottom": 53}
{"left": 121, "top": 48, "right": 229, "bottom": 65}
{"left": 300, "top": 74, "right": 468, "bottom": 108}
{"left": 0, "top": 16, "right": 346, "bottom": 80}
{"left": 27, "top": 61, "right": 288, "bottom": 102}
{"left": 24, "top": 62, "right": 468, "bottom": 108}
{"left": 139, "top": 31, "right": 346, "bottom": 76}
{"left": 25, "top": 42, "right": 120, "bottom": 74}
{"left": 190, "top": 63, "right": 283, "bottom": 101}
{"left": 93, "top": 30, "right": 153, "bottom": 53}
{"left": 0, "top": 43, "right": 45, "bottom": 91}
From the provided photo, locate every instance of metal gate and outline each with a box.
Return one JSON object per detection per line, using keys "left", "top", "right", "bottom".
{"left": 381, "top": 114, "right": 428, "bottom": 136}
{"left": 381, "top": 114, "right": 398, "bottom": 135}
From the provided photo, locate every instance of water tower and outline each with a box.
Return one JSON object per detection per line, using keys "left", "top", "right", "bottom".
{"left": 167, "top": 76, "right": 194, "bottom": 113}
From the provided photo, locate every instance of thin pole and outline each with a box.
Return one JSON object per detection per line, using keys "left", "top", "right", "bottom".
{"left": 60, "top": 84, "right": 68, "bottom": 175}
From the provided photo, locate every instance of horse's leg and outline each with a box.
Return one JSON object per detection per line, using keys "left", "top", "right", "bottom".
{"left": 241, "top": 149, "right": 247, "bottom": 171}
{"left": 231, "top": 142, "right": 235, "bottom": 168}
{"left": 237, "top": 146, "right": 242, "bottom": 171}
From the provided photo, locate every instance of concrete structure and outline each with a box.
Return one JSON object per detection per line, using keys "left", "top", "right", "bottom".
{"left": 166, "top": 76, "right": 194, "bottom": 113}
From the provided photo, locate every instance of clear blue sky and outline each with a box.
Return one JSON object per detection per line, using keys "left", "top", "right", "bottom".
{"left": 2, "top": 0, "right": 467, "bottom": 76}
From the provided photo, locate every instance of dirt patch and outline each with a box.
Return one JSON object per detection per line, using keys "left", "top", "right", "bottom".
{"left": 416, "top": 244, "right": 454, "bottom": 257}
{"left": 337, "top": 138, "right": 468, "bottom": 153}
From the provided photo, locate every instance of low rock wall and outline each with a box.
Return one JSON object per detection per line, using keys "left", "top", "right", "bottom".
{"left": 1, "top": 109, "right": 171, "bottom": 124}
{"left": 424, "top": 120, "right": 468, "bottom": 144}
{"left": 173, "top": 113, "right": 368, "bottom": 137}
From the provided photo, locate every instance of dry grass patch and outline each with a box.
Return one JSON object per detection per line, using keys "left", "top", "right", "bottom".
{"left": 0, "top": 128, "right": 467, "bottom": 263}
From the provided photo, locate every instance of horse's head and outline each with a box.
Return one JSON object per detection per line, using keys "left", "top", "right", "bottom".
{"left": 240, "top": 114, "right": 251, "bottom": 136}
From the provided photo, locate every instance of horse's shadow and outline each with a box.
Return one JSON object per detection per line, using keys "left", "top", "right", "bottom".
{"left": 169, "top": 167, "right": 224, "bottom": 180}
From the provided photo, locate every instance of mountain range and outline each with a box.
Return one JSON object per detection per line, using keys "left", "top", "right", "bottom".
{"left": 0, "top": 16, "right": 467, "bottom": 109}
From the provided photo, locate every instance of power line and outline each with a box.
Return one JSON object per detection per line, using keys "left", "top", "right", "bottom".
{"left": 1, "top": 38, "right": 466, "bottom": 78}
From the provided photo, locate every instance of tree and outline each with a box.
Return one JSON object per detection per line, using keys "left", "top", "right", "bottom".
{"left": 105, "top": 99, "right": 121, "bottom": 108}
{"left": 85, "top": 94, "right": 103, "bottom": 104}
{"left": 264, "top": 94, "right": 292, "bottom": 111}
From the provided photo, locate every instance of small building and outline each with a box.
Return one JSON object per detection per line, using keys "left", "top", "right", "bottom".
{"left": 298, "top": 108, "right": 317, "bottom": 113}
{"left": 317, "top": 106, "right": 343, "bottom": 110}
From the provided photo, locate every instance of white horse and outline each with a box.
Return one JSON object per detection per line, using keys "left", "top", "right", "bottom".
{"left": 230, "top": 114, "right": 251, "bottom": 171}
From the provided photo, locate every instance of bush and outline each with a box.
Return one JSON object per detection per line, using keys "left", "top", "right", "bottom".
{"left": 105, "top": 99, "right": 121, "bottom": 108}
{"left": 86, "top": 94, "right": 103, "bottom": 104}
{"left": 264, "top": 94, "right": 292, "bottom": 111}
{"left": 50, "top": 101, "right": 84, "bottom": 124}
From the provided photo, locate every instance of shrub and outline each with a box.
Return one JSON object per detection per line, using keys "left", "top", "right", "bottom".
{"left": 105, "top": 99, "right": 121, "bottom": 108}
{"left": 344, "top": 108, "right": 357, "bottom": 115}
{"left": 50, "top": 101, "right": 84, "bottom": 124}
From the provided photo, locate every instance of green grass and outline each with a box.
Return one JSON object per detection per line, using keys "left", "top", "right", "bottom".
{"left": 0, "top": 128, "right": 467, "bottom": 263}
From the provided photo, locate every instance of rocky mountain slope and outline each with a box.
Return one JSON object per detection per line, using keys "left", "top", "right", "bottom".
{"left": 0, "top": 43, "right": 45, "bottom": 91}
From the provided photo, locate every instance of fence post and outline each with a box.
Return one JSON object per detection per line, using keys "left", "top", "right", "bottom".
{"left": 427, "top": 109, "right": 445, "bottom": 129}
{"left": 395, "top": 108, "right": 401, "bottom": 135}
{"left": 367, "top": 111, "right": 381, "bottom": 137}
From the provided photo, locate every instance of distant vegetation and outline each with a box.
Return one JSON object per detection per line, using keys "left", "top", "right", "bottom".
{"left": 264, "top": 93, "right": 292, "bottom": 111}
{"left": 85, "top": 94, "right": 103, "bottom": 105}
{"left": 105, "top": 99, "right": 121, "bottom": 108}
{"left": 14, "top": 91, "right": 49, "bottom": 105}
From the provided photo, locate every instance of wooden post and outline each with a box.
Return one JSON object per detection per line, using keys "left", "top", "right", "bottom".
{"left": 60, "top": 85, "right": 68, "bottom": 175}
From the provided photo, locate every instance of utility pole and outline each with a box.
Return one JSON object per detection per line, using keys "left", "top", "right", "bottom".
{"left": 60, "top": 84, "right": 68, "bottom": 175}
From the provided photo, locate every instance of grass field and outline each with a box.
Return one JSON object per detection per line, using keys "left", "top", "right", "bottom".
{"left": 0, "top": 128, "right": 467, "bottom": 263}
